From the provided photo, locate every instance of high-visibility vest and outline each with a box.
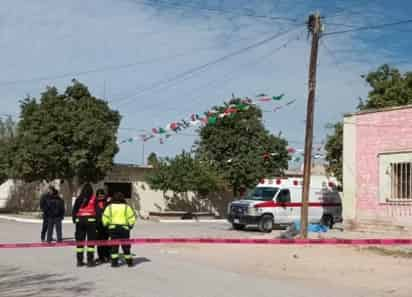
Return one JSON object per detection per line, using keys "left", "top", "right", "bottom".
{"left": 102, "top": 203, "right": 136, "bottom": 229}
{"left": 77, "top": 195, "right": 96, "bottom": 217}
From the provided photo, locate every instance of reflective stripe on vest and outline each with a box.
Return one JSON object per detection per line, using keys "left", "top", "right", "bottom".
{"left": 77, "top": 195, "right": 97, "bottom": 217}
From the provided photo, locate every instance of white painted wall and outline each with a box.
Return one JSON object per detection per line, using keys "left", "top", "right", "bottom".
{"left": 343, "top": 115, "right": 357, "bottom": 225}
{"left": 0, "top": 180, "right": 14, "bottom": 208}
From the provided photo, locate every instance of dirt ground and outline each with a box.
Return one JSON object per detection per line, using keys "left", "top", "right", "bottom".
{"left": 159, "top": 243, "right": 412, "bottom": 297}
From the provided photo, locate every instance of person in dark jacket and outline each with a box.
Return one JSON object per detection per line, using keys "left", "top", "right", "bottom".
{"left": 72, "top": 183, "right": 97, "bottom": 267}
{"left": 95, "top": 188, "right": 110, "bottom": 263}
{"left": 45, "top": 187, "right": 65, "bottom": 243}
{"left": 39, "top": 187, "right": 52, "bottom": 242}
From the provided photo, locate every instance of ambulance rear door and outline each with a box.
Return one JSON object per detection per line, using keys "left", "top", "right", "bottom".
{"left": 308, "top": 187, "right": 323, "bottom": 223}
{"left": 274, "top": 188, "right": 293, "bottom": 224}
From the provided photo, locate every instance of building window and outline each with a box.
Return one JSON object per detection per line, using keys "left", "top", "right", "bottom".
{"left": 390, "top": 162, "right": 412, "bottom": 200}
{"left": 379, "top": 152, "right": 412, "bottom": 203}
{"left": 104, "top": 182, "right": 132, "bottom": 199}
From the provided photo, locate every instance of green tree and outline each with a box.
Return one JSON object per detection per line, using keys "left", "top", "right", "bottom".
{"left": 359, "top": 64, "right": 412, "bottom": 109}
{"left": 325, "top": 122, "right": 343, "bottom": 182}
{"left": 10, "top": 80, "right": 121, "bottom": 210}
{"left": 196, "top": 98, "right": 289, "bottom": 196}
{"left": 147, "top": 152, "right": 159, "bottom": 168}
{"left": 0, "top": 116, "right": 16, "bottom": 184}
{"left": 145, "top": 151, "right": 228, "bottom": 213}
{"left": 325, "top": 64, "right": 412, "bottom": 182}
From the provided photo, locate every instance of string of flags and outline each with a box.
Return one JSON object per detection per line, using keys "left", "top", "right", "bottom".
{"left": 118, "top": 93, "right": 296, "bottom": 145}
{"left": 286, "top": 143, "right": 326, "bottom": 163}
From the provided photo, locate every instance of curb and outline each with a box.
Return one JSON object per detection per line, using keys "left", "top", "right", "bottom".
{"left": 0, "top": 215, "right": 227, "bottom": 224}
{"left": 0, "top": 215, "right": 72, "bottom": 224}
{"left": 158, "top": 219, "right": 227, "bottom": 223}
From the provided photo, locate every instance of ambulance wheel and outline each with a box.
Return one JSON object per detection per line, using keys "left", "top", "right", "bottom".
{"left": 232, "top": 223, "right": 246, "bottom": 230}
{"left": 321, "top": 214, "right": 334, "bottom": 228}
{"left": 259, "top": 215, "right": 273, "bottom": 233}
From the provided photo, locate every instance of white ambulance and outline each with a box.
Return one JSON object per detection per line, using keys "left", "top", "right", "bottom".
{"left": 227, "top": 176, "right": 342, "bottom": 232}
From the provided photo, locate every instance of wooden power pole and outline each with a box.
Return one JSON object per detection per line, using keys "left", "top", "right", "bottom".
{"left": 300, "top": 13, "right": 322, "bottom": 238}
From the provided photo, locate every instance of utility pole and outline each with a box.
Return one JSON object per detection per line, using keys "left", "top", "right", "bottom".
{"left": 141, "top": 140, "right": 145, "bottom": 166}
{"left": 301, "top": 12, "right": 322, "bottom": 238}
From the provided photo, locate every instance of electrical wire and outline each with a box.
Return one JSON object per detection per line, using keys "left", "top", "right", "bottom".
{"left": 117, "top": 30, "right": 305, "bottom": 144}
{"left": 0, "top": 45, "right": 241, "bottom": 87}
{"left": 120, "top": 28, "right": 305, "bottom": 116}
{"left": 323, "top": 19, "right": 412, "bottom": 36}
{"left": 129, "top": 0, "right": 300, "bottom": 23}
{"left": 112, "top": 24, "right": 305, "bottom": 106}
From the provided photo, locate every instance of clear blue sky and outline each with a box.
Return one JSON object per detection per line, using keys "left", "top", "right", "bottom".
{"left": 1, "top": 0, "right": 411, "bottom": 164}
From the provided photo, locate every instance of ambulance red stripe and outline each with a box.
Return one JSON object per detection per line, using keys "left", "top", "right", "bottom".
{"left": 253, "top": 201, "right": 341, "bottom": 208}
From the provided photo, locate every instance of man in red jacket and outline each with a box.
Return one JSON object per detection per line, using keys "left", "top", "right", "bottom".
{"left": 72, "top": 184, "right": 97, "bottom": 267}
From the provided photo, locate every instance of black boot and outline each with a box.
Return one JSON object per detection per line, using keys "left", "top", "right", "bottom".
{"left": 111, "top": 259, "right": 119, "bottom": 268}
{"left": 126, "top": 258, "right": 134, "bottom": 267}
{"left": 77, "top": 253, "right": 85, "bottom": 267}
{"left": 86, "top": 253, "right": 95, "bottom": 267}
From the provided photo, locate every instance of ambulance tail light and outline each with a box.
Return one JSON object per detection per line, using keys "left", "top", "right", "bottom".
{"left": 276, "top": 179, "right": 281, "bottom": 185}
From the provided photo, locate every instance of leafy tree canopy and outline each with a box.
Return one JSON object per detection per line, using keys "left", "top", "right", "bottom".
{"left": 147, "top": 152, "right": 159, "bottom": 168}
{"left": 10, "top": 80, "right": 121, "bottom": 186}
{"left": 195, "top": 98, "right": 289, "bottom": 195}
{"left": 0, "top": 116, "right": 16, "bottom": 184}
{"left": 325, "top": 122, "right": 343, "bottom": 183}
{"left": 145, "top": 151, "right": 226, "bottom": 197}
{"left": 325, "top": 64, "right": 412, "bottom": 182}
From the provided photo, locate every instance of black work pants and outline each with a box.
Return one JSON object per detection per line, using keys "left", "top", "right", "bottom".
{"left": 96, "top": 223, "right": 110, "bottom": 260}
{"left": 41, "top": 215, "right": 48, "bottom": 241}
{"left": 75, "top": 217, "right": 97, "bottom": 264}
{"left": 108, "top": 227, "right": 132, "bottom": 264}
{"left": 47, "top": 217, "right": 62, "bottom": 242}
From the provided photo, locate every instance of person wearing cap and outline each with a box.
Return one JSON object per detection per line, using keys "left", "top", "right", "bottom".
{"left": 102, "top": 192, "right": 136, "bottom": 267}
{"left": 72, "top": 183, "right": 97, "bottom": 267}
{"left": 95, "top": 188, "right": 110, "bottom": 263}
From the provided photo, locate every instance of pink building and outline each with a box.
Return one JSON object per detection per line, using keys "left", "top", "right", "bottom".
{"left": 343, "top": 105, "right": 412, "bottom": 231}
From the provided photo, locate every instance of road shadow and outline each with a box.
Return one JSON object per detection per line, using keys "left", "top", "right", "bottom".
{"left": 0, "top": 265, "right": 94, "bottom": 297}
{"left": 133, "top": 257, "right": 151, "bottom": 266}
{"left": 229, "top": 225, "right": 287, "bottom": 233}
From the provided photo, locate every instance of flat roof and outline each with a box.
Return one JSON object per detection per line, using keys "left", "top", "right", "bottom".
{"left": 344, "top": 104, "right": 412, "bottom": 117}
{"left": 113, "top": 163, "right": 153, "bottom": 169}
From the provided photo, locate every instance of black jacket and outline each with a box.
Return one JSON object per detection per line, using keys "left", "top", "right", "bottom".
{"left": 39, "top": 193, "right": 50, "bottom": 213}
{"left": 44, "top": 195, "right": 65, "bottom": 219}
{"left": 96, "top": 198, "right": 108, "bottom": 225}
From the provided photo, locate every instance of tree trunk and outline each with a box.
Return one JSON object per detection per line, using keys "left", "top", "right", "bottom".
{"left": 62, "top": 178, "right": 78, "bottom": 215}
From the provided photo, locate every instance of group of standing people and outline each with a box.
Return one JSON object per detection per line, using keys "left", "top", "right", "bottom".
{"left": 72, "top": 184, "right": 136, "bottom": 268}
{"left": 40, "top": 183, "right": 137, "bottom": 268}
{"left": 40, "top": 186, "right": 65, "bottom": 243}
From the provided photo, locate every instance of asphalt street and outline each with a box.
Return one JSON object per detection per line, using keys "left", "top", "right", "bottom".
{"left": 0, "top": 220, "right": 384, "bottom": 297}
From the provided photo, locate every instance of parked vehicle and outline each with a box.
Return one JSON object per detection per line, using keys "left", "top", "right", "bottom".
{"left": 227, "top": 176, "right": 342, "bottom": 232}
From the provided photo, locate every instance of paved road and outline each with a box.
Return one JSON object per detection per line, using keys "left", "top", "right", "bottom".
{"left": 0, "top": 220, "right": 367, "bottom": 297}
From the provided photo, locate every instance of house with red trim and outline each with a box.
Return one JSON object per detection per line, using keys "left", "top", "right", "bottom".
{"left": 343, "top": 105, "right": 412, "bottom": 232}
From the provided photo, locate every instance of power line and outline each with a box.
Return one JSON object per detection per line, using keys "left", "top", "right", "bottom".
{"left": 323, "top": 21, "right": 359, "bottom": 29}
{"left": 121, "top": 28, "right": 305, "bottom": 116}
{"left": 112, "top": 24, "right": 304, "bottom": 106}
{"left": 324, "top": 19, "right": 412, "bottom": 36}
{"left": 117, "top": 30, "right": 304, "bottom": 140}
{"left": 0, "top": 45, "right": 234, "bottom": 87}
{"left": 129, "top": 0, "right": 299, "bottom": 23}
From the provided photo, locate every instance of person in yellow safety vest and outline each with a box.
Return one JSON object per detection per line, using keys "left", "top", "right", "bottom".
{"left": 102, "top": 192, "right": 136, "bottom": 267}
